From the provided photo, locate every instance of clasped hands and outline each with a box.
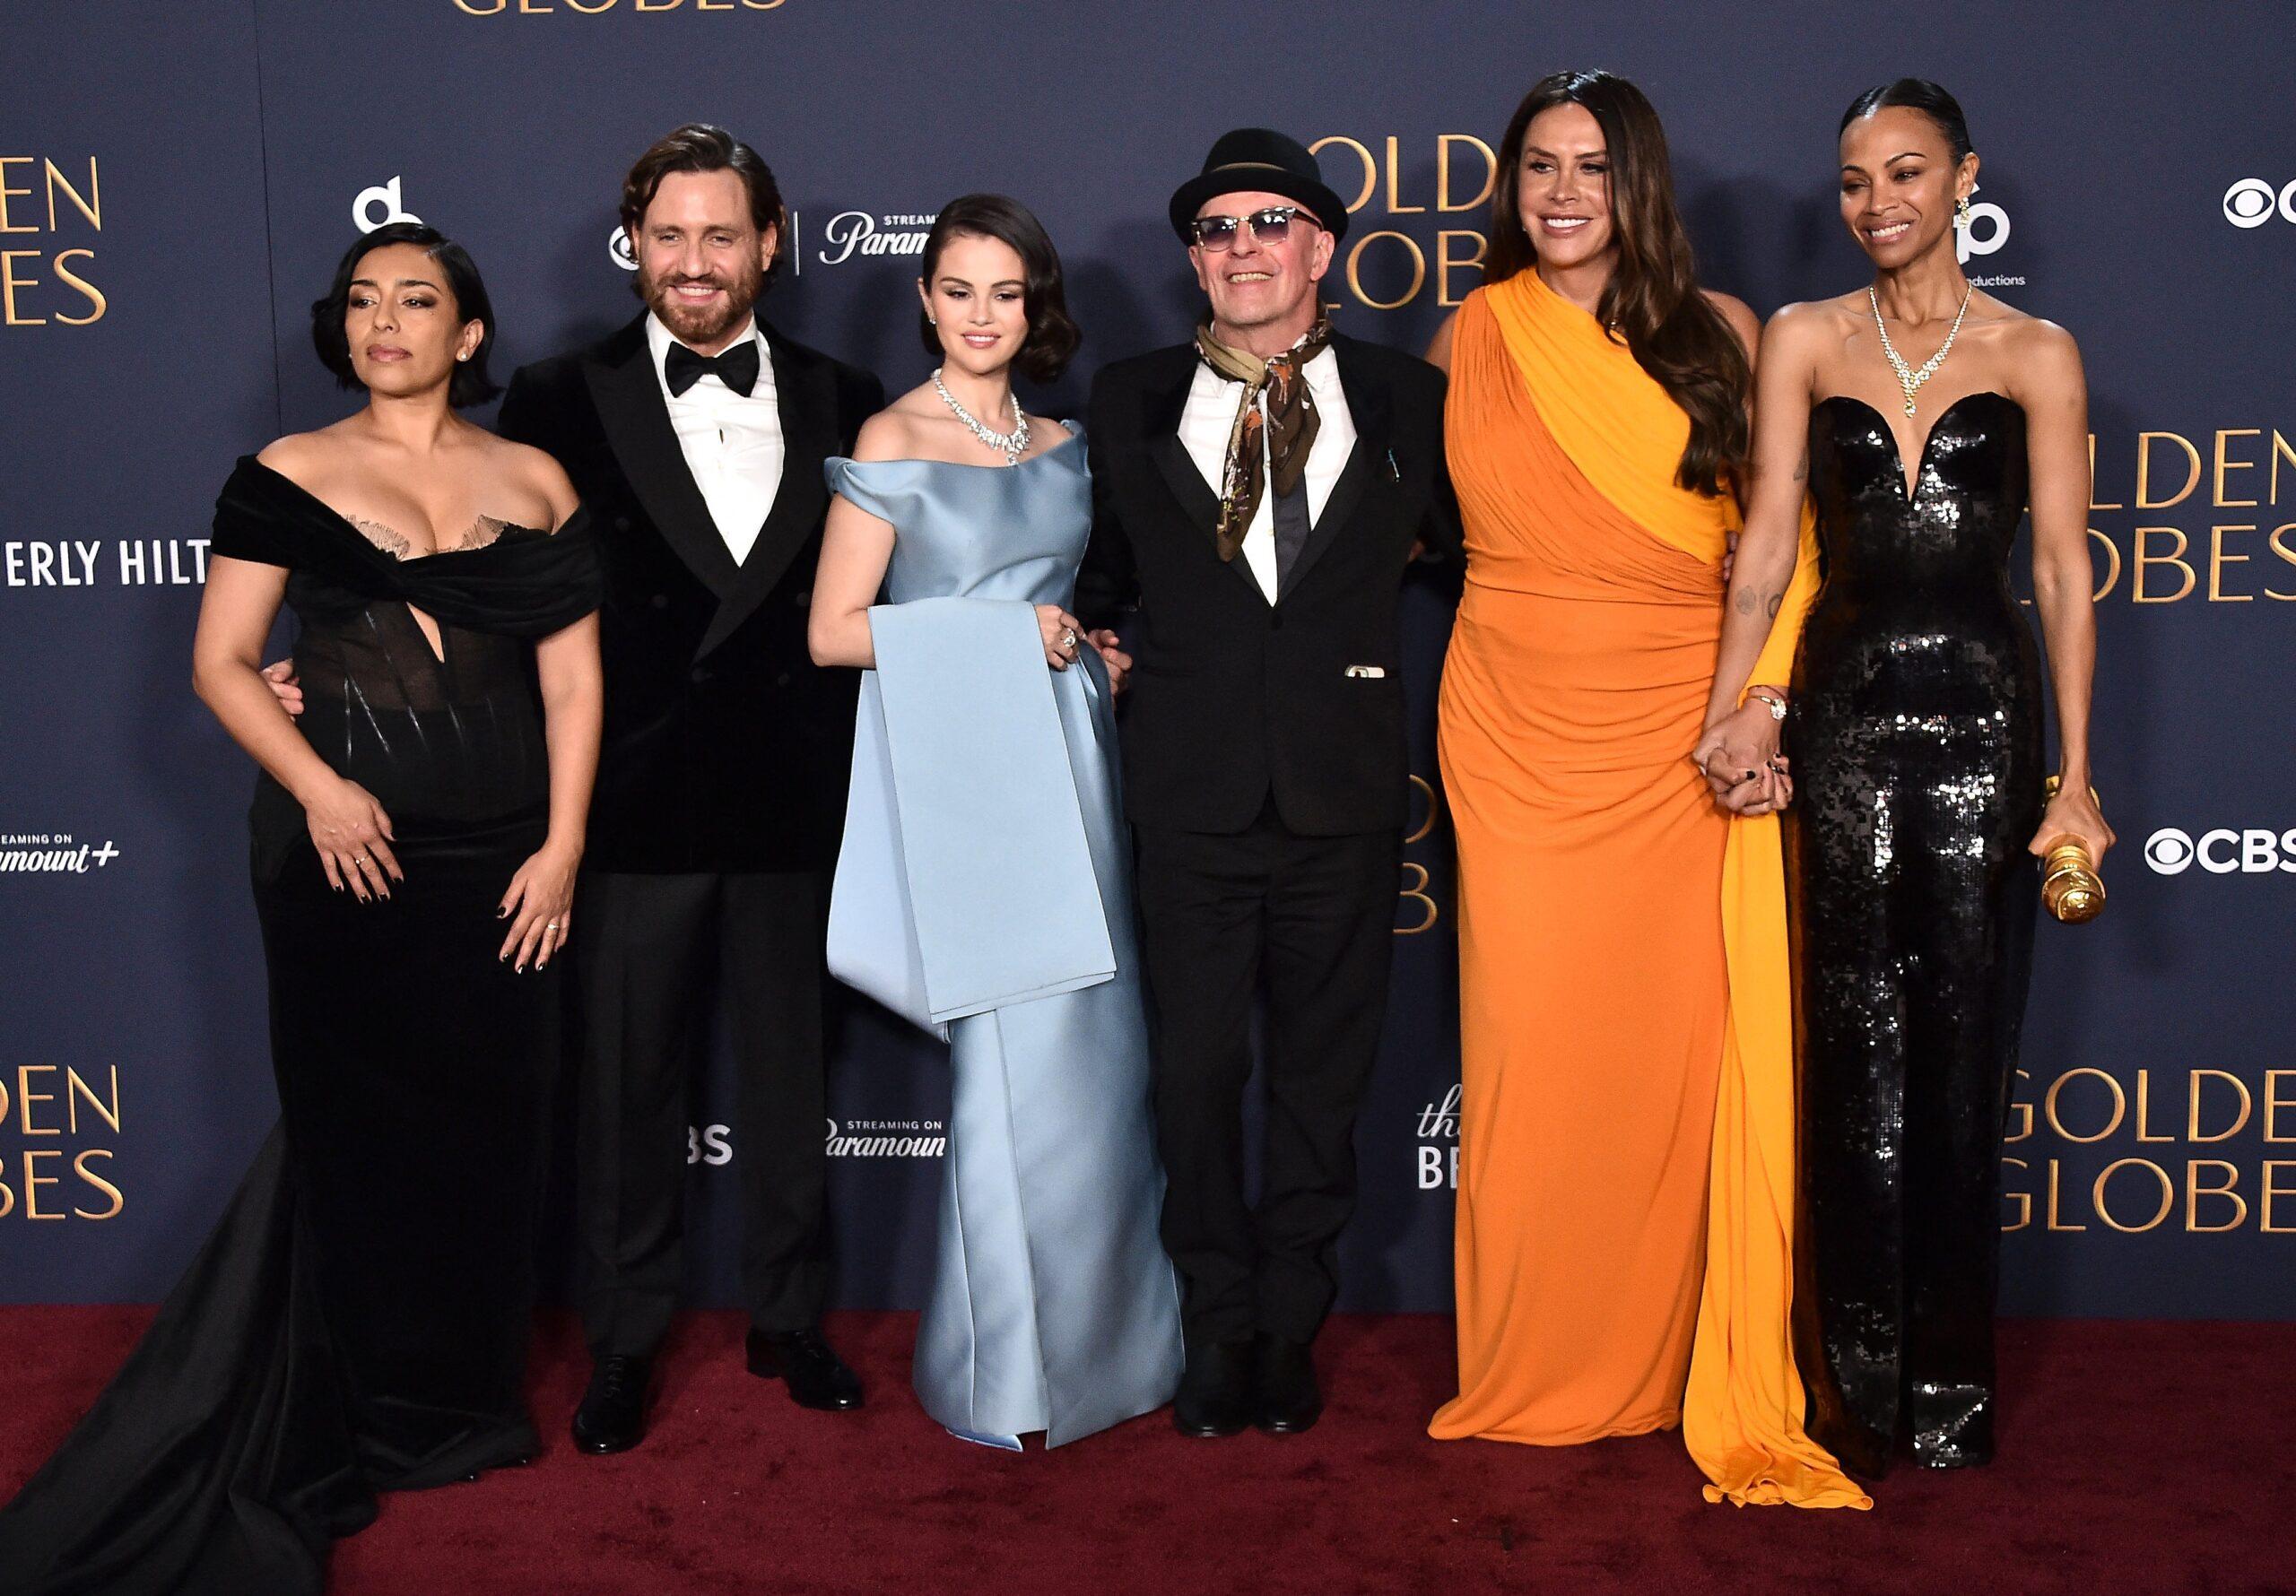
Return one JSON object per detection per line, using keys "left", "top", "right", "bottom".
{"left": 1036, "top": 605, "right": 1132, "bottom": 693}
{"left": 1690, "top": 697, "right": 1792, "bottom": 818}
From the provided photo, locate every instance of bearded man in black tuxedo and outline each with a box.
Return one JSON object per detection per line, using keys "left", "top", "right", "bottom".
{"left": 497, "top": 125, "right": 882, "bottom": 1452}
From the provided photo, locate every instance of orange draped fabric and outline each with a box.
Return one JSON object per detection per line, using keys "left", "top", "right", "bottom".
{"left": 1426, "top": 273, "right": 1865, "bottom": 1511}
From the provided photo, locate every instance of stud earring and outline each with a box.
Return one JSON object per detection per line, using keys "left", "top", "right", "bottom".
{"left": 926, "top": 314, "right": 938, "bottom": 326}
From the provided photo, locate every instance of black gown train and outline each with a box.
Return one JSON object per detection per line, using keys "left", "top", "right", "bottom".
{"left": 1787, "top": 392, "right": 2045, "bottom": 1477}
{"left": 0, "top": 458, "right": 601, "bottom": 1594}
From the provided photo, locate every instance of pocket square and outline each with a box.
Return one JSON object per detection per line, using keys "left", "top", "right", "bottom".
{"left": 1344, "top": 665, "right": 1387, "bottom": 679}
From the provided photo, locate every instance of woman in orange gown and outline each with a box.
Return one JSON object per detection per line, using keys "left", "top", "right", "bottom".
{"left": 1426, "top": 71, "right": 1866, "bottom": 1510}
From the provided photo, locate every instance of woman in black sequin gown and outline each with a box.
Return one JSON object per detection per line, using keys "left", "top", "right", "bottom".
{"left": 0, "top": 225, "right": 602, "bottom": 1594}
{"left": 1702, "top": 82, "right": 2112, "bottom": 1479}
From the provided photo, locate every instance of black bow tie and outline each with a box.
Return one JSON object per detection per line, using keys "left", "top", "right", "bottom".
{"left": 664, "top": 338, "right": 761, "bottom": 398}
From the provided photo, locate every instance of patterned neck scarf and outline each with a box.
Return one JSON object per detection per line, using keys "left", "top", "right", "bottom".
{"left": 1193, "top": 314, "right": 1334, "bottom": 562}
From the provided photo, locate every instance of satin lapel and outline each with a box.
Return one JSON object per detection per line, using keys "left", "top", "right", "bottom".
{"left": 1146, "top": 351, "right": 1268, "bottom": 605}
{"left": 582, "top": 319, "right": 739, "bottom": 600}
{"left": 1283, "top": 339, "right": 1391, "bottom": 596}
{"left": 694, "top": 334, "right": 836, "bottom": 659}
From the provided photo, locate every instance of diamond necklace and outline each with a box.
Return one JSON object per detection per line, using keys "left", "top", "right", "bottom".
{"left": 931, "top": 368, "right": 1030, "bottom": 465}
{"left": 1868, "top": 283, "right": 1974, "bottom": 418}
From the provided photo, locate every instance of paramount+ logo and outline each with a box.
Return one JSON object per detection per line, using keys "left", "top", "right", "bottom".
{"left": 2144, "top": 826, "right": 2296, "bottom": 877}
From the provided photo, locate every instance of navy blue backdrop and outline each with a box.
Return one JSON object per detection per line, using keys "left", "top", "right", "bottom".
{"left": 3, "top": 0, "right": 2292, "bottom": 1320}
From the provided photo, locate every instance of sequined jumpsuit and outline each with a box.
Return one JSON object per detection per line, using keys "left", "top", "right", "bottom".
{"left": 1787, "top": 391, "right": 2045, "bottom": 1476}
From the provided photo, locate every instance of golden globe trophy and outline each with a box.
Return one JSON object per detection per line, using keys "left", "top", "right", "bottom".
{"left": 2039, "top": 775, "right": 2106, "bottom": 924}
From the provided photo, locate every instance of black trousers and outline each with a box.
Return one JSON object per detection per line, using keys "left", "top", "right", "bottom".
{"left": 1134, "top": 801, "right": 1401, "bottom": 1347}
{"left": 573, "top": 870, "right": 829, "bottom": 1358}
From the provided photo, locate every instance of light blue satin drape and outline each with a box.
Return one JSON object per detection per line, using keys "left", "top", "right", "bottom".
{"left": 827, "top": 597, "right": 1115, "bottom": 1037}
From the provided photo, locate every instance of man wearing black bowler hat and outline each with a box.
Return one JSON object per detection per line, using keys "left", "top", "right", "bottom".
{"left": 1076, "top": 129, "right": 1457, "bottom": 1437}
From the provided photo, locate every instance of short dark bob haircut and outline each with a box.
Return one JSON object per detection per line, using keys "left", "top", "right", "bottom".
{"left": 309, "top": 221, "right": 500, "bottom": 408}
{"left": 620, "top": 123, "right": 789, "bottom": 292}
{"left": 1840, "top": 78, "right": 1975, "bottom": 165}
{"left": 917, "top": 195, "right": 1081, "bottom": 386}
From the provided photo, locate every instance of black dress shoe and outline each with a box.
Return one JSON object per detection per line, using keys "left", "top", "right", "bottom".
{"left": 746, "top": 1327, "right": 865, "bottom": 1411}
{"left": 1252, "top": 1333, "right": 1321, "bottom": 1436}
{"left": 1172, "top": 1340, "right": 1255, "bottom": 1438}
{"left": 571, "top": 1355, "right": 652, "bottom": 1455}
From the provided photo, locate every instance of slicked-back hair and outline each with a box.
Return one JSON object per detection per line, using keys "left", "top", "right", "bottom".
{"left": 1840, "top": 78, "right": 1977, "bottom": 166}
{"left": 620, "top": 123, "right": 788, "bottom": 290}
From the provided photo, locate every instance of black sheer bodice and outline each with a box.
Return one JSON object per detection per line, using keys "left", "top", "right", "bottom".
{"left": 210, "top": 457, "right": 602, "bottom": 839}
{"left": 1787, "top": 391, "right": 2046, "bottom": 1477}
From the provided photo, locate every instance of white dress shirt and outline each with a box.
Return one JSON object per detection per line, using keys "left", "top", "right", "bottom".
{"left": 1177, "top": 345, "right": 1356, "bottom": 600}
{"left": 647, "top": 312, "right": 783, "bottom": 564}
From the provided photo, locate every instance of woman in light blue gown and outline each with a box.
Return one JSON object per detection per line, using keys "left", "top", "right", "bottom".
{"left": 807, "top": 195, "right": 1181, "bottom": 1448}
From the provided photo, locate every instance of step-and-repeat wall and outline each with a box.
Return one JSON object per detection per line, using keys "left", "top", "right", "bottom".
{"left": 4, "top": 0, "right": 2291, "bottom": 1318}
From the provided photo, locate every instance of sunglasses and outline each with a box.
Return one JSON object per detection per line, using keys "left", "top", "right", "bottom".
{"left": 1189, "top": 205, "right": 1319, "bottom": 252}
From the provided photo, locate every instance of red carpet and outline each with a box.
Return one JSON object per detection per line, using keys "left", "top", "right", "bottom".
{"left": 2, "top": 1309, "right": 2287, "bottom": 1594}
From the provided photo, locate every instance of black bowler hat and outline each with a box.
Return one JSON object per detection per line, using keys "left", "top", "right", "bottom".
{"left": 1168, "top": 127, "right": 1350, "bottom": 246}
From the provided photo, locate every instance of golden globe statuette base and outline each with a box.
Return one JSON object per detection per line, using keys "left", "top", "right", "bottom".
{"left": 2040, "top": 775, "right": 2106, "bottom": 924}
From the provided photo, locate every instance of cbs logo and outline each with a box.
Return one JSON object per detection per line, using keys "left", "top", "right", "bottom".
{"left": 2222, "top": 179, "right": 2296, "bottom": 229}
{"left": 2144, "top": 826, "right": 2296, "bottom": 875}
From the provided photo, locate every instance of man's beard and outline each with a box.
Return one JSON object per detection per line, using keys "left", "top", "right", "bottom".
{"left": 641, "top": 261, "right": 764, "bottom": 348}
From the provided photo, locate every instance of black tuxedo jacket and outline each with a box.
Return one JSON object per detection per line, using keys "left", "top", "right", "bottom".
{"left": 498, "top": 315, "right": 883, "bottom": 874}
{"left": 1076, "top": 334, "right": 1458, "bottom": 837}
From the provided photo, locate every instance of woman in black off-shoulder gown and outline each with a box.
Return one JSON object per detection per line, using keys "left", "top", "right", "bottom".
{"left": 0, "top": 223, "right": 602, "bottom": 1594}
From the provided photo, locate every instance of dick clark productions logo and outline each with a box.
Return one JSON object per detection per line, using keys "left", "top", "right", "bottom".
{"left": 352, "top": 177, "right": 420, "bottom": 234}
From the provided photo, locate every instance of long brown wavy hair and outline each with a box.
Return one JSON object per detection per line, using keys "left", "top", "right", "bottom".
{"left": 1489, "top": 70, "right": 1749, "bottom": 496}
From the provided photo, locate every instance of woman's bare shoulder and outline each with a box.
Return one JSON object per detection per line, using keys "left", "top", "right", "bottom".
{"left": 253, "top": 424, "right": 353, "bottom": 482}
{"left": 850, "top": 404, "right": 929, "bottom": 464}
